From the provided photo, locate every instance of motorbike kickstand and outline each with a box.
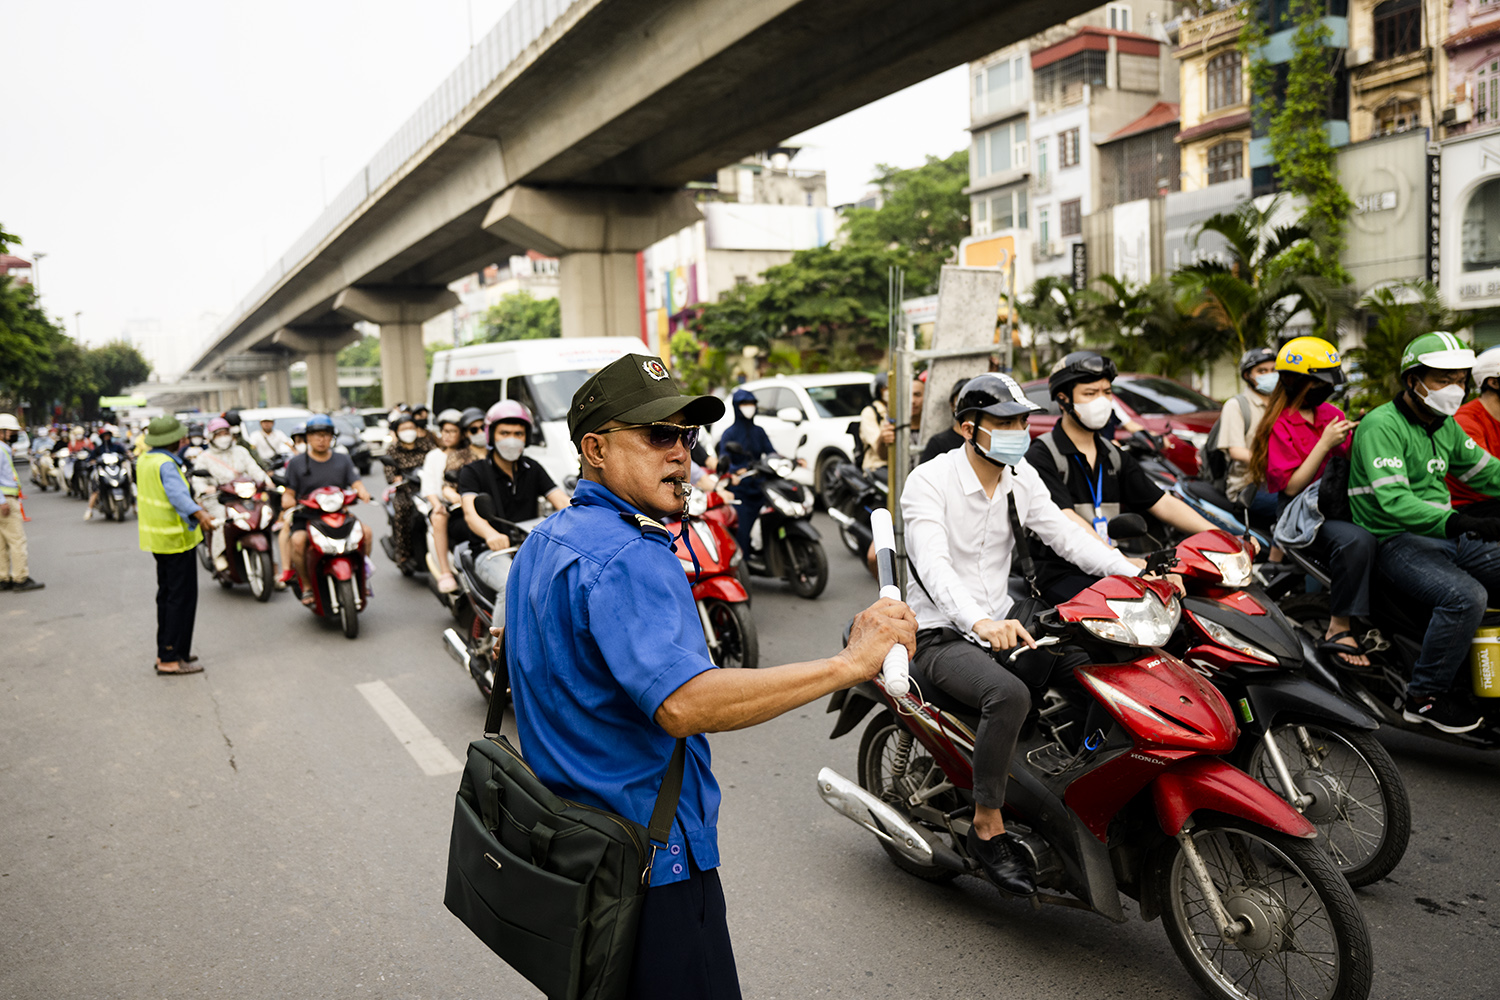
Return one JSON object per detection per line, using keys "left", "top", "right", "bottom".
{"left": 1175, "top": 824, "right": 1249, "bottom": 943}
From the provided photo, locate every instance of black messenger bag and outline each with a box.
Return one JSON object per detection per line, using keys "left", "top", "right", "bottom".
{"left": 445, "top": 639, "right": 686, "bottom": 1000}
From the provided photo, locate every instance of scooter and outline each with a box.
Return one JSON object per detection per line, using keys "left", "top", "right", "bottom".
{"left": 379, "top": 457, "right": 465, "bottom": 616}
{"left": 443, "top": 495, "right": 541, "bottom": 705}
{"left": 30, "top": 443, "right": 61, "bottom": 491}
{"left": 819, "top": 516, "right": 1373, "bottom": 1000}
{"left": 723, "top": 435, "right": 827, "bottom": 599}
{"left": 288, "top": 485, "right": 369, "bottom": 639}
{"left": 91, "top": 453, "right": 135, "bottom": 521}
{"left": 1167, "top": 528, "right": 1410, "bottom": 886}
{"left": 62, "top": 448, "right": 88, "bottom": 499}
{"left": 823, "top": 458, "right": 888, "bottom": 559}
{"left": 191, "top": 472, "right": 278, "bottom": 602}
{"left": 664, "top": 487, "right": 757, "bottom": 669}
{"left": 1277, "top": 550, "right": 1500, "bottom": 750}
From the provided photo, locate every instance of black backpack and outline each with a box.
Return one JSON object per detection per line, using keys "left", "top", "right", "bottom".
{"left": 1200, "top": 394, "right": 1253, "bottom": 494}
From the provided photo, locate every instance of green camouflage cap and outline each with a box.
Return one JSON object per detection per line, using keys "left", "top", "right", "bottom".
{"left": 568, "top": 354, "right": 725, "bottom": 447}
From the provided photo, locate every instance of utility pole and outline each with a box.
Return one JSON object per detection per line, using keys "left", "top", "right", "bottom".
{"left": 74, "top": 311, "right": 82, "bottom": 341}
{"left": 31, "top": 251, "right": 46, "bottom": 293}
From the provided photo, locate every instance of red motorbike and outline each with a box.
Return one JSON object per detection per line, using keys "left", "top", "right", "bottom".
{"left": 665, "top": 489, "right": 757, "bottom": 669}
{"left": 819, "top": 531, "right": 1372, "bottom": 1000}
{"left": 290, "top": 485, "right": 369, "bottom": 639}
{"left": 193, "top": 473, "right": 278, "bottom": 602}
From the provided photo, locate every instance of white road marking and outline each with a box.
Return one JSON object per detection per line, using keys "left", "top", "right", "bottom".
{"left": 355, "top": 681, "right": 464, "bottom": 776}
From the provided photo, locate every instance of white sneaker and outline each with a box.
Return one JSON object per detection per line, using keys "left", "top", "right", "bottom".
{"left": 83, "top": 508, "right": 93, "bottom": 521}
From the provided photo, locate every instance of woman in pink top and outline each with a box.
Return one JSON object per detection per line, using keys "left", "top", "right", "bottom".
{"left": 1249, "top": 336, "right": 1375, "bottom": 666}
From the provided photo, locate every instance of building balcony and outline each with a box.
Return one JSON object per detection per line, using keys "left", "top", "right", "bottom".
{"left": 1349, "top": 46, "right": 1430, "bottom": 91}
{"left": 1175, "top": 6, "right": 1244, "bottom": 53}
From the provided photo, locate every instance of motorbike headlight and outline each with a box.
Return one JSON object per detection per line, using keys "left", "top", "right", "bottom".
{"left": 1188, "top": 611, "right": 1279, "bottom": 664}
{"left": 233, "top": 481, "right": 256, "bottom": 499}
{"left": 102, "top": 454, "right": 119, "bottom": 465}
{"left": 766, "top": 488, "right": 805, "bottom": 518}
{"left": 316, "top": 492, "right": 343, "bottom": 512}
{"left": 768, "top": 457, "right": 794, "bottom": 478}
{"left": 348, "top": 521, "right": 364, "bottom": 547}
{"left": 1203, "top": 548, "right": 1252, "bottom": 588}
{"left": 1084, "top": 591, "right": 1180, "bottom": 647}
{"left": 259, "top": 506, "right": 272, "bottom": 529}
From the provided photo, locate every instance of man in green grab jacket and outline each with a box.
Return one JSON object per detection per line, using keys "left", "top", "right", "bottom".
{"left": 1349, "top": 331, "right": 1500, "bottom": 735}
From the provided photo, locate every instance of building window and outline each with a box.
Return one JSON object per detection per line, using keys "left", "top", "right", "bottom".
{"left": 1060, "top": 198, "right": 1082, "bottom": 236}
{"left": 990, "top": 187, "right": 1029, "bottom": 231}
{"left": 1373, "top": 97, "right": 1421, "bottom": 135}
{"left": 1059, "top": 128, "right": 1081, "bottom": 168}
{"left": 1207, "top": 140, "right": 1243, "bottom": 185}
{"left": 1372, "top": 0, "right": 1420, "bottom": 62}
{"left": 1107, "top": 3, "right": 1132, "bottom": 31}
{"left": 1035, "top": 50, "right": 1108, "bottom": 106}
{"left": 972, "top": 196, "right": 989, "bottom": 234}
{"left": 1479, "top": 61, "right": 1500, "bottom": 123}
{"left": 1039, "top": 206, "right": 1051, "bottom": 247}
{"left": 974, "top": 55, "right": 1027, "bottom": 116}
{"left": 1463, "top": 177, "right": 1500, "bottom": 271}
{"left": 1205, "top": 52, "right": 1242, "bottom": 112}
{"left": 973, "top": 119, "right": 1029, "bottom": 179}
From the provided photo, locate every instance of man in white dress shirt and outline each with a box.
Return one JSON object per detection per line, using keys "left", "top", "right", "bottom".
{"left": 901, "top": 373, "right": 1142, "bottom": 896}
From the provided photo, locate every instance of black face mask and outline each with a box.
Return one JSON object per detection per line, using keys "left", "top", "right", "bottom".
{"left": 414, "top": 418, "right": 428, "bottom": 428}
{"left": 1305, "top": 383, "right": 1335, "bottom": 407}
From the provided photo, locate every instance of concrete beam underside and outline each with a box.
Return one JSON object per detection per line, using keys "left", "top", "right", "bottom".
{"left": 273, "top": 327, "right": 359, "bottom": 413}
{"left": 331, "top": 286, "right": 460, "bottom": 406}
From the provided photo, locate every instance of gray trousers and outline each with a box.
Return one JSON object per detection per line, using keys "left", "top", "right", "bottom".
{"left": 914, "top": 630, "right": 1030, "bottom": 810}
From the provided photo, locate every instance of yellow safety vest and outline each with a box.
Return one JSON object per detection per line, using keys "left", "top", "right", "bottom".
{"left": 137, "top": 451, "right": 203, "bottom": 554}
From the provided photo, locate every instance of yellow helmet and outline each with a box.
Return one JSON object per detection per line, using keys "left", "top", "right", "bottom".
{"left": 1276, "top": 336, "right": 1344, "bottom": 385}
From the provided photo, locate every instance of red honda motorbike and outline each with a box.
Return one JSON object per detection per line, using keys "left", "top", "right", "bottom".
{"left": 290, "top": 485, "right": 369, "bottom": 639}
{"left": 193, "top": 473, "right": 278, "bottom": 602}
{"left": 820, "top": 548, "right": 1372, "bottom": 999}
{"left": 665, "top": 488, "right": 757, "bottom": 669}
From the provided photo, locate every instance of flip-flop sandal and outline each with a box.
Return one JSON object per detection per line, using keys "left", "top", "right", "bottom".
{"left": 1318, "top": 630, "right": 1368, "bottom": 665}
{"left": 154, "top": 661, "right": 204, "bottom": 675}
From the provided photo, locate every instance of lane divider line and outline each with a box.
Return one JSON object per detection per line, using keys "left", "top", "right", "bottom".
{"left": 355, "top": 680, "right": 464, "bottom": 777}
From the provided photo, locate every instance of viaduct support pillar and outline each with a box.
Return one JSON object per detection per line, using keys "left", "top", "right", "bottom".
{"left": 265, "top": 368, "right": 292, "bottom": 407}
{"left": 237, "top": 377, "right": 260, "bottom": 409}
{"left": 272, "top": 326, "right": 359, "bottom": 414}
{"left": 482, "top": 186, "right": 700, "bottom": 340}
{"left": 332, "top": 287, "right": 459, "bottom": 409}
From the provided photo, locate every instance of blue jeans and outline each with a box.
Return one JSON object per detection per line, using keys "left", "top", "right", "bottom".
{"left": 1376, "top": 532, "right": 1500, "bottom": 697}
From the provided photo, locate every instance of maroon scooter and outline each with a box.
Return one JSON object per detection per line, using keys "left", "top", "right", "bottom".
{"left": 193, "top": 474, "right": 278, "bottom": 601}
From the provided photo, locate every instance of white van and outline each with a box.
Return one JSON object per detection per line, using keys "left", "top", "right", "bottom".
{"left": 428, "top": 337, "right": 644, "bottom": 485}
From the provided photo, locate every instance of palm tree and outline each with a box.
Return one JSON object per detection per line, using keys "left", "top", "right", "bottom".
{"left": 1346, "top": 281, "right": 1460, "bottom": 411}
{"left": 1080, "top": 274, "right": 1229, "bottom": 380}
{"left": 1173, "top": 197, "right": 1348, "bottom": 355}
{"left": 1016, "top": 276, "right": 1086, "bottom": 373}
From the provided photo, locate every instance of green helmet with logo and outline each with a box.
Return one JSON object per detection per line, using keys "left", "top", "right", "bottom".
{"left": 1400, "top": 331, "right": 1475, "bottom": 374}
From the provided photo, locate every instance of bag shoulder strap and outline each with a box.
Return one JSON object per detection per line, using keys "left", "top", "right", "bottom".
{"left": 1099, "top": 437, "right": 1123, "bottom": 476}
{"left": 1005, "top": 473, "right": 1041, "bottom": 597}
{"left": 1236, "top": 392, "right": 1252, "bottom": 426}
{"left": 1038, "top": 432, "right": 1069, "bottom": 481}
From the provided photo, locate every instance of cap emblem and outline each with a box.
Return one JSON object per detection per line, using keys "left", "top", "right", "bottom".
{"left": 642, "top": 359, "right": 670, "bottom": 382}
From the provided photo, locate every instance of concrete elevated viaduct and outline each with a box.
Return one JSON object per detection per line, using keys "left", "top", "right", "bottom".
{"left": 187, "top": 0, "right": 1096, "bottom": 411}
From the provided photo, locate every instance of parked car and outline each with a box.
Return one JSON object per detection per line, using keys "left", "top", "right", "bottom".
{"left": 1018, "top": 373, "right": 1220, "bottom": 476}
{"left": 705, "top": 373, "right": 874, "bottom": 505}
{"left": 357, "top": 407, "right": 391, "bottom": 458}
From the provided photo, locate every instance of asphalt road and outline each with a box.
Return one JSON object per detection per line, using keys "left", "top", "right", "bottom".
{"left": 2, "top": 485, "right": 1498, "bottom": 999}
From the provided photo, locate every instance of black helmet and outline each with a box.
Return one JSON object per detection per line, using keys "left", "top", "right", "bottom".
{"left": 1047, "top": 351, "right": 1117, "bottom": 401}
{"left": 458, "top": 406, "right": 486, "bottom": 430}
{"left": 954, "top": 373, "right": 1042, "bottom": 422}
{"left": 1239, "top": 347, "right": 1277, "bottom": 377}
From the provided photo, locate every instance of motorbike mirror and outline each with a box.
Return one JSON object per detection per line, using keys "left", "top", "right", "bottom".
{"left": 1107, "top": 513, "right": 1149, "bottom": 539}
{"left": 724, "top": 441, "right": 746, "bottom": 456}
{"left": 776, "top": 407, "right": 804, "bottom": 425}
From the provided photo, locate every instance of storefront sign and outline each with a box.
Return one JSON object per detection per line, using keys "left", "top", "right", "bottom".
{"left": 1428, "top": 151, "right": 1441, "bottom": 283}
{"left": 1439, "top": 134, "right": 1500, "bottom": 308}
{"left": 1071, "top": 242, "right": 1087, "bottom": 290}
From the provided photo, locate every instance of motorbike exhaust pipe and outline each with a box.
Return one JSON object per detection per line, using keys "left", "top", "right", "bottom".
{"left": 816, "top": 767, "right": 966, "bottom": 872}
{"left": 442, "top": 628, "right": 470, "bottom": 672}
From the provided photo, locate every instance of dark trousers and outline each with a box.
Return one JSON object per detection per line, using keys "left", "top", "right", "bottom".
{"left": 728, "top": 482, "right": 763, "bottom": 556}
{"left": 1307, "top": 518, "right": 1377, "bottom": 619}
{"left": 914, "top": 630, "right": 1030, "bottom": 810}
{"left": 154, "top": 549, "right": 198, "bottom": 662}
{"left": 627, "top": 866, "right": 741, "bottom": 1000}
{"left": 1376, "top": 531, "right": 1500, "bottom": 697}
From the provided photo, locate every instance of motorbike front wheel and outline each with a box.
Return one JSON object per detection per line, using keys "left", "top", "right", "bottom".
{"left": 838, "top": 520, "right": 864, "bottom": 556}
{"left": 704, "top": 598, "right": 758, "bottom": 669}
{"left": 1159, "top": 819, "right": 1373, "bottom": 1000}
{"left": 1240, "top": 723, "right": 1409, "bottom": 887}
{"left": 784, "top": 536, "right": 828, "bottom": 599}
{"left": 856, "top": 713, "right": 961, "bottom": 883}
{"left": 247, "top": 549, "right": 273, "bottom": 603}
{"left": 336, "top": 578, "right": 359, "bottom": 639}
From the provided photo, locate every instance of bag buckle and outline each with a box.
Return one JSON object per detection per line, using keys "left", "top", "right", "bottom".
{"left": 643, "top": 844, "right": 658, "bottom": 886}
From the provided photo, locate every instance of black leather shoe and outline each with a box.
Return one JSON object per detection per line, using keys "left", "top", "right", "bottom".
{"left": 11, "top": 577, "right": 44, "bottom": 593}
{"left": 0, "top": 579, "right": 12, "bottom": 591}
{"left": 967, "top": 827, "right": 1036, "bottom": 896}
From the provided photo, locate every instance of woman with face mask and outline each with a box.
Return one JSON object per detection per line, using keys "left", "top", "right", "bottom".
{"left": 1249, "top": 336, "right": 1375, "bottom": 668}
{"left": 384, "top": 412, "right": 435, "bottom": 569}
{"left": 191, "top": 416, "right": 272, "bottom": 573}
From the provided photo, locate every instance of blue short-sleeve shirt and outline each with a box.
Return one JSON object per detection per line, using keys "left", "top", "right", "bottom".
{"left": 505, "top": 478, "right": 720, "bottom": 886}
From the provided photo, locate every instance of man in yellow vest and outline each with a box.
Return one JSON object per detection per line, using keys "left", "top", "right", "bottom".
{"left": 138, "top": 417, "right": 214, "bottom": 675}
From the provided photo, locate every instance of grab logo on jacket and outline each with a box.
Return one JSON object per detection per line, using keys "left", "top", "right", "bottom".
{"left": 1428, "top": 457, "right": 1448, "bottom": 475}
{"left": 1372, "top": 456, "right": 1404, "bottom": 469}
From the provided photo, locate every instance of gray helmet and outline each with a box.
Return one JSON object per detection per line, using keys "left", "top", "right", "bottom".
{"left": 954, "top": 373, "right": 1042, "bottom": 421}
{"left": 458, "top": 407, "right": 486, "bottom": 430}
{"left": 1239, "top": 347, "right": 1277, "bottom": 377}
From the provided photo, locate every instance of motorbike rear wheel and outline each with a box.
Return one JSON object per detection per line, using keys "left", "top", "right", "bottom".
{"left": 856, "top": 713, "right": 961, "bottom": 883}
{"left": 336, "top": 578, "right": 359, "bottom": 639}
{"left": 247, "top": 549, "right": 273, "bottom": 603}
{"left": 704, "top": 598, "right": 758, "bottom": 669}
{"left": 784, "top": 536, "right": 828, "bottom": 599}
{"left": 1158, "top": 819, "right": 1373, "bottom": 1000}
{"left": 1240, "top": 723, "right": 1409, "bottom": 887}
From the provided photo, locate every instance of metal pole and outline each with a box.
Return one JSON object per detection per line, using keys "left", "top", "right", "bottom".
{"left": 31, "top": 251, "right": 46, "bottom": 293}
{"left": 1004, "top": 251, "right": 1017, "bottom": 373}
{"left": 889, "top": 267, "right": 911, "bottom": 594}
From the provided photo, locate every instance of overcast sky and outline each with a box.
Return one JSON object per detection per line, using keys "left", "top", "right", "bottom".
{"left": 2, "top": 1, "right": 969, "bottom": 376}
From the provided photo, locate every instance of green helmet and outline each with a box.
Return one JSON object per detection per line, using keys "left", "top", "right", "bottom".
{"left": 1401, "top": 331, "right": 1474, "bottom": 374}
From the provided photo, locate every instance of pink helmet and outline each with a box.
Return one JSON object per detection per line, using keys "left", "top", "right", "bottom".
{"left": 207, "top": 417, "right": 231, "bottom": 434}
{"left": 484, "top": 399, "right": 534, "bottom": 448}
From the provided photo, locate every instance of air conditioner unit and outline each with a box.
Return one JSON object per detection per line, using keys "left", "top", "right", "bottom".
{"left": 1346, "top": 46, "right": 1373, "bottom": 68}
{"left": 1444, "top": 102, "right": 1474, "bottom": 125}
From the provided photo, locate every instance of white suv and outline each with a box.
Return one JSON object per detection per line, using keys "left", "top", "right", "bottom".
{"left": 707, "top": 373, "right": 875, "bottom": 504}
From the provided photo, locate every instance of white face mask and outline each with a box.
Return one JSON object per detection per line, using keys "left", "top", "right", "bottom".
{"left": 470, "top": 431, "right": 487, "bottom": 448}
{"left": 397, "top": 428, "right": 419, "bottom": 444}
{"left": 212, "top": 434, "right": 232, "bottom": 450}
{"left": 1420, "top": 382, "right": 1465, "bottom": 417}
{"left": 294, "top": 442, "right": 307, "bottom": 454}
{"left": 1073, "top": 396, "right": 1114, "bottom": 430}
{"left": 739, "top": 405, "right": 757, "bottom": 420}
{"left": 494, "top": 438, "right": 524, "bottom": 462}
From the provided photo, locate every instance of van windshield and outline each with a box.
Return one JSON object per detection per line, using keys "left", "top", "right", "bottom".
{"left": 524, "top": 370, "right": 598, "bottom": 422}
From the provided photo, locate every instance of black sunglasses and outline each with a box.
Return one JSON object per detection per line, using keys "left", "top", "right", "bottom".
{"left": 465, "top": 424, "right": 483, "bottom": 434}
{"left": 594, "top": 422, "right": 700, "bottom": 450}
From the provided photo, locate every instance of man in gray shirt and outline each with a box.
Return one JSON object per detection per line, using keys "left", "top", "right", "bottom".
{"left": 286, "top": 414, "right": 372, "bottom": 602}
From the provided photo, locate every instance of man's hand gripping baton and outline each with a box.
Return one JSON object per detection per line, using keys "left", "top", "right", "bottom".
{"left": 869, "top": 507, "right": 910, "bottom": 697}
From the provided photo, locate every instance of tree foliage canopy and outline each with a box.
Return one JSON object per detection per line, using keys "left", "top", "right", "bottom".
{"left": 481, "top": 292, "right": 561, "bottom": 342}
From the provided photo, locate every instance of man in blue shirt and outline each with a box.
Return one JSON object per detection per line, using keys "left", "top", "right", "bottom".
{"left": 506, "top": 354, "right": 914, "bottom": 999}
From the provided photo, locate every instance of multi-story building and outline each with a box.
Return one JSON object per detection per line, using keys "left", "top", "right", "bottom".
{"left": 1441, "top": 0, "right": 1500, "bottom": 321}
{"left": 963, "top": 2, "right": 1183, "bottom": 289}
{"left": 1174, "top": 5, "right": 1251, "bottom": 192}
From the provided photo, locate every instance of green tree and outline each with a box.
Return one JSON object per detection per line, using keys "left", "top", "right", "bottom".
{"left": 1079, "top": 275, "right": 1230, "bottom": 380}
{"left": 840, "top": 151, "right": 970, "bottom": 295}
{"left": 85, "top": 341, "right": 151, "bottom": 397}
{"left": 1016, "top": 276, "right": 1086, "bottom": 371}
{"left": 481, "top": 292, "right": 560, "bottom": 342}
{"left": 338, "top": 334, "right": 380, "bottom": 368}
{"left": 0, "top": 223, "right": 100, "bottom": 420}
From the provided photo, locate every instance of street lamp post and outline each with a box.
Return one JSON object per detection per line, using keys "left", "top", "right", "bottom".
{"left": 31, "top": 251, "right": 46, "bottom": 293}
{"left": 74, "top": 311, "right": 82, "bottom": 341}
